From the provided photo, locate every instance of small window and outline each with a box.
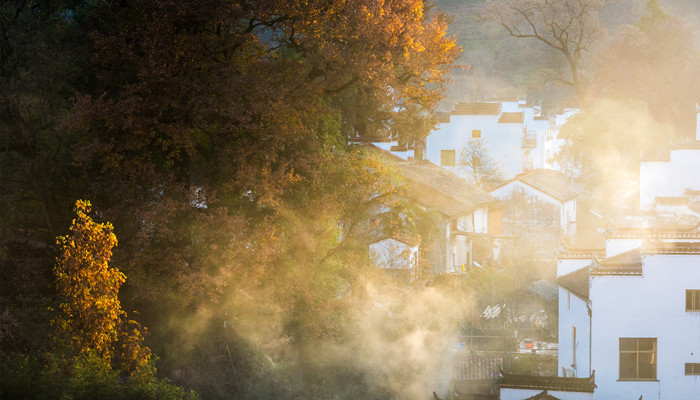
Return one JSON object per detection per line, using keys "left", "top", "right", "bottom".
{"left": 686, "top": 363, "right": 700, "bottom": 375}
{"left": 441, "top": 150, "right": 455, "bottom": 167}
{"left": 472, "top": 130, "right": 481, "bottom": 138}
{"left": 620, "top": 338, "right": 657, "bottom": 380}
{"left": 686, "top": 290, "right": 700, "bottom": 311}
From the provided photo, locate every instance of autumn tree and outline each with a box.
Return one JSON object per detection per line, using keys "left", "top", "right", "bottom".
{"left": 53, "top": 200, "right": 151, "bottom": 375}
{"left": 480, "top": 0, "right": 613, "bottom": 105}
{"left": 1, "top": 0, "right": 460, "bottom": 397}
{"left": 458, "top": 138, "right": 503, "bottom": 189}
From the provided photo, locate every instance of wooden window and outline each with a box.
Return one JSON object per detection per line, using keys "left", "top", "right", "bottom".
{"left": 686, "top": 363, "right": 700, "bottom": 375}
{"left": 441, "top": 150, "right": 455, "bottom": 167}
{"left": 686, "top": 289, "right": 700, "bottom": 311}
{"left": 472, "top": 129, "right": 481, "bottom": 138}
{"left": 620, "top": 338, "right": 657, "bottom": 380}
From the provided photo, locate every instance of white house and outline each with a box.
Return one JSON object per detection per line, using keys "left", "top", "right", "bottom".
{"left": 392, "top": 160, "right": 498, "bottom": 274}
{"left": 425, "top": 99, "right": 577, "bottom": 181}
{"left": 639, "top": 106, "right": 700, "bottom": 210}
{"left": 502, "top": 105, "right": 700, "bottom": 400}
{"left": 362, "top": 145, "right": 499, "bottom": 275}
{"left": 488, "top": 169, "right": 579, "bottom": 239}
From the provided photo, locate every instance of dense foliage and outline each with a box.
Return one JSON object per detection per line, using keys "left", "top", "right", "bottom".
{"left": 1, "top": 0, "right": 459, "bottom": 398}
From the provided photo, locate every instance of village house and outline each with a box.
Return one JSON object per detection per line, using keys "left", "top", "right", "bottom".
{"left": 426, "top": 99, "right": 575, "bottom": 180}
{"left": 499, "top": 113, "right": 700, "bottom": 400}
{"left": 364, "top": 145, "right": 499, "bottom": 275}
{"left": 362, "top": 99, "right": 577, "bottom": 182}
{"left": 488, "top": 169, "right": 580, "bottom": 241}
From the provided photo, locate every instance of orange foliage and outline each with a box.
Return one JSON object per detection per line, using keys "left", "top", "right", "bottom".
{"left": 53, "top": 200, "right": 151, "bottom": 374}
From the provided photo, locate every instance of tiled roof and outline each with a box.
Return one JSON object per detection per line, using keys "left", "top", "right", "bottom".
{"left": 557, "top": 267, "right": 589, "bottom": 300}
{"left": 396, "top": 161, "right": 497, "bottom": 217}
{"left": 525, "top": 391, "right": 561, "bottom": 400}
{"left": 491, "top": 169, "right": 577, "bottom": 202}
{"left": 454, "top": 353, "right": 502, "bottom": 381}
{"left": 642, "top": 238, "right": 700, "bottom": 255}
{"left": 557, "top": 238, "right": 604, "bottom": 259}
{"left": 528, "top": 280, "right": 559, "bottom": 303}
{"left": 498, "top": 112, "right": 524, "bottom": 123}
{"left": 434, "top": 112, "right": 451, "bottom": 123}
{"left": 606, "top": 216, "right": 700, "bottom": 238}
{"left": 591, "top": 248, "right": 642, "bottom": 276}
{"left": 498, "top": 372, "right": 596, "bottom": 393}
{"left": 452, "top": 102, "right": 501, "bottom": 116}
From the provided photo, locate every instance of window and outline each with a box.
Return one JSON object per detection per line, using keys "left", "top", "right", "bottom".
{"left": 686, "top": 363, "right": 700, "bottom": 375}
{"left": 441, "top": 150, "right": 455, "bottom": 167}
{"left": 620, "top": 338, "right": 657, "bottom": 380}
{"left": 472, "top": 129, "right": 481, "bottom": 138}
{"left": 686, "top": 289, "right": 700, "bottom": 311}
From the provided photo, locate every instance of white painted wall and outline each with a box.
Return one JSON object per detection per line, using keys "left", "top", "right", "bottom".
{"left": 544, "top": 108, "right": 578, "bottom": 172}
{"left": 563, "top": 198, "right": 577, "bottom": 238}
{"left": 500, "top": 387, "right": 593, "bottom": 400}
{"left": 473, "top": 206, "right": 489, "bottom": 234}
{"left": 489, "top": 181, "right": 575, "bottom": 235}
{"left": 590, "top": 252, "right": 700, "bottom": 400}
{"left": 490, "top": 181, "right": 561, "bottom": 207}
{"left": 558, "top": 288, "right": 591, "bottom": 378}
{"left": 427, "top": 113, "right": 524, "bottom": 179}
{"left": 558, "top": 258, "right": 593, "bottom": 277}
{"left": 640, "top": 148, "right": 700, "bottom": 209}
{"left": 605, "top": 238, "right": 642, "bottom": 258}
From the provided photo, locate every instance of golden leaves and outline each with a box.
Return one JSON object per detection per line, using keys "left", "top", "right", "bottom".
{"left": 52, "top": 200, "right": 151, "bottom": 375}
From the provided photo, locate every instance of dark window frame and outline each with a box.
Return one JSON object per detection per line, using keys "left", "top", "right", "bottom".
{"left": 686, "top": 363, "right": 700, "bottom": 375}
{"left": 686, "top": 289, "right": 700, "bottom": 311}
{"left": 619, "top": 338, "right": 657, "bottom": 381}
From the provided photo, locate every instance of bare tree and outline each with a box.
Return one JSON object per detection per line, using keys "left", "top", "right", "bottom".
{"left": 480, "top": 0, "right": 612, "bottom": 104}
{"left": 459, "top": 139, "right": 503, "bottom": 189}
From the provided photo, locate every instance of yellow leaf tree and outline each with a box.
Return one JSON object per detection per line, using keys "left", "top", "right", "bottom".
{"left": 53, "top": 200, "right": 151, "bottom": 374}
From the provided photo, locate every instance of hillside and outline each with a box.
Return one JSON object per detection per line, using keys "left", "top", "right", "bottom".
{"left": 433, "top": 0, "right": 700, "bottom": 111}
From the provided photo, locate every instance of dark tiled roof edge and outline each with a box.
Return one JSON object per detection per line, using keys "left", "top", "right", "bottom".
{"left": 498, "top": 372, "right": 596, "bottom": 393}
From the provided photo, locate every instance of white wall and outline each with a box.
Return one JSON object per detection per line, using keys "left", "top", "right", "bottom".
{"left": 606, "top": 238, "right": 642, "bottom": 258}
{"left": 590, "top": 252, "right": 700, "bottom": 400}
{"left": 558, "top": 288, "right": 591, "bottom": 378}
{"left": 558, "top": 258, "right": 593, "bottom": 277}
{"left": 489, "top": 181, "right": 575, "bottom": 235}
{"left": 490, "top": 181, "right": 561, "bottom": 207}
{"left": 427, "top": 113, "right": 523, "bottom": 179}
{"left": 544, "top": 108, "right": 578, "bottom": 172}
{"left": 640, "top": 148, "right": 700, "bottom": 209}
{"left": 473, "top": 207, "right": 489, "bottom": 234}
